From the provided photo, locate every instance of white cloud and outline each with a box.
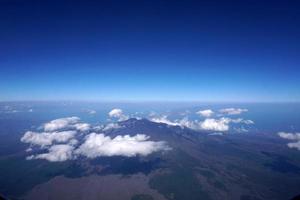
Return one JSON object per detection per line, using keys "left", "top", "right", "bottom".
{"left": 199, "top": 118, "right": 231, "bottom": 131}
{"left": 21, "top": 117, "right": 170, "bottom": 162}
{"left": 21, "top": 130, "right": 77, "bottom": 147}
{"left": 44, "top": 117, "right": 80, "bottom": 132}
{"left": 219, "top": 108, "right": 248, "bottom": 115}
{"left": 287, "top": 141, "right": 300, "bottom": 150}
{"left": 102, "top": 123, "right": 122, "bottom": 131}
{"left": 76, "top": 133, "right": 170, "bottom": 158}
{"left": 150, "top": 115, "right": 182, "bottom": 127}
{"left": 43, "top": 117, "right": 91, "bottom": 132}
{"left": 108, "top": 108, "right": 129, "bottom": 121}
{"left": 150, "top": 115, "right": 253, "bottom": 132}
{"left": 73, "top": 123, "right": 90, "bottom": 132}
{"left": 278, "top": 132, "right": 300, "bottom": 140}
{"left": 28, "top": 144, "right": 75, "bottom": 162}
{"left": 196, "top": 109, "right": 214, "bottom": 117}
{"left": 278, "top": 132, "right": 300, "bottom": 150}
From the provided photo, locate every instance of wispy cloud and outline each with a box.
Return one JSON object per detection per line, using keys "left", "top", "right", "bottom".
{"left": 219, "top": 108, "right": 248, "bottom": 115}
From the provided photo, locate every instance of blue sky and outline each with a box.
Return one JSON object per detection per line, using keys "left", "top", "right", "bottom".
{"left": 0, "top": 0, "right": 299, "bottom": 102}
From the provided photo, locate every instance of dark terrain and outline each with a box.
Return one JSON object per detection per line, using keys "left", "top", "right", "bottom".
{"left": 1, "top": 118, "right": 300, "bottom": 200}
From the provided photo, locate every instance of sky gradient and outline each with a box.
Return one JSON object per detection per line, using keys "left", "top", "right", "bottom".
{"left": 1, "top": 0, "right": 300, "bottom": 102}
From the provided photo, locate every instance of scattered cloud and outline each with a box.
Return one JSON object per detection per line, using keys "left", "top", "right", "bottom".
{"left": 21, "top": 117, "right": 170, "bottom": 162}
{"left": 108, "top": 108, "right": 129, "bottom": 121}
{"left": 219, "top": 108, "right": 248, "bottom": 115}
{"left": 196, "top": 109, "right": 214, "bottom": 117}
{"left": 150, "top": 115, "right": 253, "bottom": 132}
{"left": 278, "top": 132, "right": 300, "bottom": 150}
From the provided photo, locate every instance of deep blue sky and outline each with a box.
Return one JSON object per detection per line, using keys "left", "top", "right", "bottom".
{"left": 0, "top": 0, "right": 299, "bottom": 102}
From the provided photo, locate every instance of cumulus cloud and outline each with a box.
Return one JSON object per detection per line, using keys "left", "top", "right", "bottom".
{"left": 43, "top": 117, "right": 91, "bottom": 132}
{"left": 278, "top": 132, "right": 300, "bottom": 150}
{"left": 199, "top": 118, "right": 231, "bottom": 131}
{"left": 28, "top": 144, "right": 75, "bottom": 162}
{"left": 44, "top": 117, "right": 80, "bottom": 131}
{"left": 73, "top": 123, "right": 91, "bottom": 132}
{"left": 150, "top": 115, "right": 253, "bottom": 132}
{"left": 21, "top": 130, "right": 77, "bottom": 147}
{"left": 108, "top": 108, "right": 129, "bottom": 121}
{"left": 219, "top": 108, "right": 248, "bottom": 115}
{"left": 76, "top": 133, "right": 170, "bottom": 158}
{"left": 21, "top": 117, "right": 170, "bottom": 162}
{"left": 278, "top": 132, "right": 300, "bottom": 140}
{"left": 196, "top": 109, "right": 214, "bottom": 117}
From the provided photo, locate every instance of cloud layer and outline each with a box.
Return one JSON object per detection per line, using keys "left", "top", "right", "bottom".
{"left": 76, "top": 133, "right": 170, "bottom": 158}
{"left": 21, "top": 117, "right": 170, "bottom": 162}
{"left": 150, "top": 115, "right": 253, "bottom": 132}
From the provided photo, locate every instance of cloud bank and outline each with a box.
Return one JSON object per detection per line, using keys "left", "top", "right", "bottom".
{"left": 150, "top": 115, "right": 253, "bottom": 132}
{"left": 21, "top": 117, "right": 170, "bottom": 162}
{"left": 76, "top": 133, "right": 170, "bottom": 158}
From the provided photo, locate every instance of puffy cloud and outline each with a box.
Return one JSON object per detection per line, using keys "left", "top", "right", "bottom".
{"left": 199, "top": 118, "right": 231, "bottom": 131}
{"left": 21, "top": 130, "right": 77, "bottom": 147}
{"left": 21, "top": 117, "right": 170, "bottom": 162}
{"left": 43, "top": 117, "right": 90, "bottom": 132}
{"left": 28, "top": 144, "right": 75, "bottom": 162}
{"left": 73, "top": 123, "right": 90, "bottom": 132}
{"left": 108, "top": 108, "right": 129, "bottom": 121}
{"left": 219, "top": 108, "right": 248, "bottom": 115}
{"left": 44, "top": 117, "right": 80, "bottom": 132}
{"left": 196, "top": 109, "right": 214, "bottom": 117}
{"left": 278, "top": 132, "right": 300, "bottom": 150}
{"left": 102, "top": 123, "right": 122, "bottom": 131}
{"left": 278, "top": 132, "right": 300, "bottom": 140}
{"left": 76, "top": 133, "right": 170, "bottom": 158}
{"left": 150, "top": 115, "right": 253, "bottom": 132}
